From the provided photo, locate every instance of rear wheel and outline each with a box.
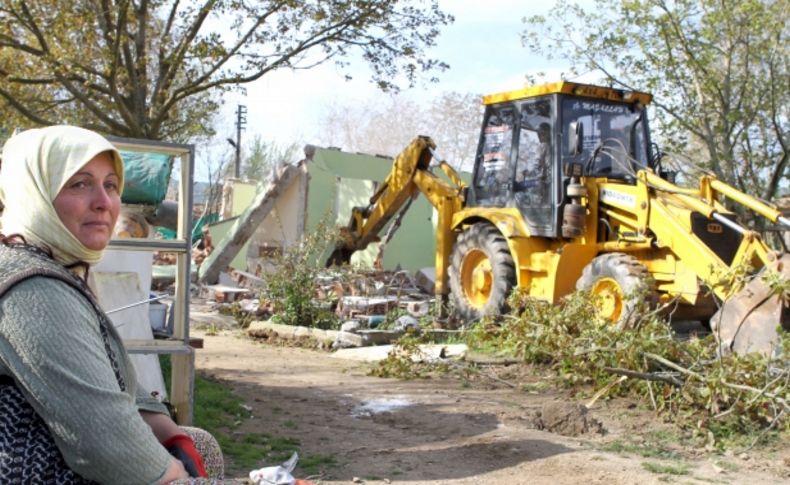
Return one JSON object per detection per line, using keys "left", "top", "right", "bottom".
{"left": 449, "top": 224, "right": 516, "bottom": 322}
{"left": 576, "top": 253, "right": 655, "bottom": 329}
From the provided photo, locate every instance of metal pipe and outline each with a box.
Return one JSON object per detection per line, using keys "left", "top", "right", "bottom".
{"left": 597, "top": 240, "right": 653, "bottom": 252}
{"left": 709, "top": 179, "right": 783, "bottom": 222}
{"left": 711, "top": 212, "right": 746, "bottom": 235}
{"left": 107, "top": 294, "right": 169, "bottom": 314}
{"left": 778, "top": 216, "right": 790, "bottom": 229}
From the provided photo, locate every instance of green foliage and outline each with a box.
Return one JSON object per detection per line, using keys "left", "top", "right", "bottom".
{"left": 523, "top": 0, "right": 790, "bottom": 204}
{"left": 762, "top": 267, "right": 790, "bottom": 300}
{"left": 261, "top": 221, "right": 341, "bottom": 329}
{"left": 369, "top": 331, "right": 444, "bottom": 379}
{"left": 465, "top": 290, "right": 790, "bottom": 446}
{"left": 708, "top": 262, "right": 755, "bottom": 299}
{"left": 0, "top": 0, "right": 452, "bottom": 140}
{"left": 227, "top": 302, "right": 255, "bottom": 329}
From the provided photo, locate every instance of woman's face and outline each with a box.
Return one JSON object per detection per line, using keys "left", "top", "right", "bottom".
{"left": 53, "top": 152, "right": 121, "bottom": 251}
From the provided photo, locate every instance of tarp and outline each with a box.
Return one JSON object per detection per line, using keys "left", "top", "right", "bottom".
{"left": 120, "top": 151, "right": 173, "bottom": 205}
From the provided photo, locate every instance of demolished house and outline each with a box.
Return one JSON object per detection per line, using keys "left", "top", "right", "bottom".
{"left": 205, "top": 145, "right": 470, "bottom": 277}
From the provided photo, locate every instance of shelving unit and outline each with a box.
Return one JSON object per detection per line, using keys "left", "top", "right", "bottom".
{"left": 106, "top": 136, "right": 196, "bottom": 425}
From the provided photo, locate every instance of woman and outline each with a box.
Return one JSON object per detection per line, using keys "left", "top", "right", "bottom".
{"left": 0, "top": 126, "right": 206, "bottom": 483}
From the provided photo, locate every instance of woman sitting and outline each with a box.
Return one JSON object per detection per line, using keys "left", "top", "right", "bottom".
{"left": 0, "top": 126, "right": 212, "bottom": 483}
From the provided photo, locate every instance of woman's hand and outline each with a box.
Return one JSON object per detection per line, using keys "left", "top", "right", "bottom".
{"left": 158, "top": 456, "right": 189, "bottom": 483}
{"left": 141, "top": 411, "right": 207, "bottom": 478}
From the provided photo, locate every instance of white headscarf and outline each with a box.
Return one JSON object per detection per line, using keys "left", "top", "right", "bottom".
{"left": 0, "top": 125, "right": 124, "bottom": 266}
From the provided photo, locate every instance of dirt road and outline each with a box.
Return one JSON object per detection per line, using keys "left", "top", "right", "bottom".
{"left": 194, "top": 329, "right": 788, "bottom": 485}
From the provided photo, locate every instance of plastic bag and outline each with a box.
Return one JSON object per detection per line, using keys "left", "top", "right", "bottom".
{"left": 249, "top": 452, "right": 298, "bottom": 485}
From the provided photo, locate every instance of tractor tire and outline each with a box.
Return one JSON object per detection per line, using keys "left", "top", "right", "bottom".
{"left": 449, "top": 224, "right": 516, "bottom": 322}
{"left": 576, "top": 253, "right": 655, "bottom": 330}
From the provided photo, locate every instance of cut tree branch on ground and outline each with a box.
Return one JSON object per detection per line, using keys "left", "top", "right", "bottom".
{"left": 603, "top": 366, "right": 684, "bottom": 387}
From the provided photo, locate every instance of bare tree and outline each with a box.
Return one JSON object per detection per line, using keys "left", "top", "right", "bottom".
{"left": 317, "top": 91, "right": 482, "bottom": 171}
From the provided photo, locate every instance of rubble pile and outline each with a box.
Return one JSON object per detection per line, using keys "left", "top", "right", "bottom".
{"left": 194, "top": 266, "right": 448, "bottom": 348}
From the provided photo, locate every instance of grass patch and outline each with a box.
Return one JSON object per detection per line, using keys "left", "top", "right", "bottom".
{"left": 298, "top": 454, "right": 337, "bottom": 476}
{"left": 219, "top": 432, "right": 299, "bottom": 469}
{"left": 159, "top": 356, "right": 337, "bottom": 475}
{"left": 160, "top": 355, "right": 250, "bottom": 430}
{"left": 641, "top": 461, "right": 690, "bottom": 475}
{"left": 599, "top": 440, "right": 681, "bottom": 460}
{"left": 713, "top": 459, "right": 739, "bottom": 472}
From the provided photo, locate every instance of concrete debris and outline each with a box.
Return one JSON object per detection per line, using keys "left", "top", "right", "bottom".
{"left": 393, "top": 315, "right": 420, "bottom": 333}
{"left": 229, "top": 269, "right": 265, "bottom": 289}
{"left": 199, "top": 161, "right": 305, "bottom": 285}
{"left": 332, "top": 331, "right": 366, "bottom": 349}
{"left": 247, "top": 321, "right": 338, "bottom": 347}
{"left": 197, "top": 263, "right": 445, "bottom": 349}
{"left": 337, "top": 296, "right": 399, "bottom": 320}
{"left": 316, "top": 270, "right": 427, "bottom": 303}
{"left": 404, "top": 300, "right": 430, "bottom": 317}
{"left": 340, "top": 320, "right": 364, "bottom": 333}
{"left": 331, "top": 344, "right": 468, "bottom": 363}
{"left": 199, "top": 284, "right": 252, "bottom": 303}
{"left": 414, "top": 267, "right": 436, "bottom": 294}
{"left": 355, "top": 329, "right": 395, "bottom": 346}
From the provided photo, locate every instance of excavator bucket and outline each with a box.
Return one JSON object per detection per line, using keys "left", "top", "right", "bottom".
{"left": 710, "top": 254, "right": 790, "bottom": 356}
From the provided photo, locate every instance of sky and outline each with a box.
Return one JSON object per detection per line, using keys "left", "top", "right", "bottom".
{"left": 198, "top": 0, "right": 581, "bottom": 180}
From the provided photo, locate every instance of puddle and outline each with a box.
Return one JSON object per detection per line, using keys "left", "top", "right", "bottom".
{"left": 351, "top": 397, "right": 412, "bottom": 417}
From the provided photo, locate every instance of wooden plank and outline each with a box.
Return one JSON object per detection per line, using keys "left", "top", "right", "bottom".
{"left": 170, "top": 351, "right": 194, "bottom": 425}
{"left": 123, "top": 340, "right": 194, "bottom": 354}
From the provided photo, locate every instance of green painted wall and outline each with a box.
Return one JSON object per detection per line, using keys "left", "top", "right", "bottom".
{"left": 230, "top": 183, "right": 258, "bottom": 217}
{"left": 306, "top": 148, "right": 446, "bottom": 273}
{"left": 207, "top": 216, "right": 248, "bottom": 270}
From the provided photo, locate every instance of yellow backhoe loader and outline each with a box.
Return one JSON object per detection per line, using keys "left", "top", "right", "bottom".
{"left": 328, "top": 81, "right": 790, "bottom": 356}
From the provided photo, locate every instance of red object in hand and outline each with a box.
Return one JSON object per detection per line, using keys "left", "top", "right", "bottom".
{"left": 163, "top": 434, "right": 208, "bottom": 478}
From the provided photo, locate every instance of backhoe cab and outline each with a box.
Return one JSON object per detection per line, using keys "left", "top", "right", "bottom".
{"left": 468, "top": 83, "right": 652, "bottom": 239}
{"left": 330, "top": 81, "right": 790, "bottom": 356}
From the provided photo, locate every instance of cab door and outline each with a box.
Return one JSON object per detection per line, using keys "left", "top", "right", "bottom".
{"left": 470, "top": 103, "right": 517, "bottom": 209}
{"left": 512, "top": 97, "right": 555, "bottom": 236}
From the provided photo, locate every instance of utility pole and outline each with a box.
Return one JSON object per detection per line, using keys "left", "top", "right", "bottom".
{"left": 233, "top": 104, "right": 247, "bottom": 178}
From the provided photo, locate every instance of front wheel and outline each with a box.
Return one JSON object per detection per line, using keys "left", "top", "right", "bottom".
{"left": 449, "top": 224, "right": 516, "bottom": 322}
{"left": 576, "top": 253, "right": 655, "bottom": 329}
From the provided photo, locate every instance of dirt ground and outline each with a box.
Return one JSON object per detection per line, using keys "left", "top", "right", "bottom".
{"left": 192, "top": 325, "right": 790, "bottom": 485}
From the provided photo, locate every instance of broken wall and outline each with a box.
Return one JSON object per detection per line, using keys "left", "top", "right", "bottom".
{"left": 306, "top": 148, "right": 437, "bottom": 272}
{"left": 206, "top": 146, "right": 470, "bottom": 275}
{"left": 208, "top": 169, "right": 308, "bottom": 273}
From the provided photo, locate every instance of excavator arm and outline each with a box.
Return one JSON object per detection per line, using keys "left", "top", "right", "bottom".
{"left": 326, "top": 137, "right": 466, "bottom": 281}
{"left": 637, "top": 169, "right": 790, "bottom": 355}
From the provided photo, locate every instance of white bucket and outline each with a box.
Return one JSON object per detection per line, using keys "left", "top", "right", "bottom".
{"left": 149, "top": 303, "right": 168, "bottom": 331}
